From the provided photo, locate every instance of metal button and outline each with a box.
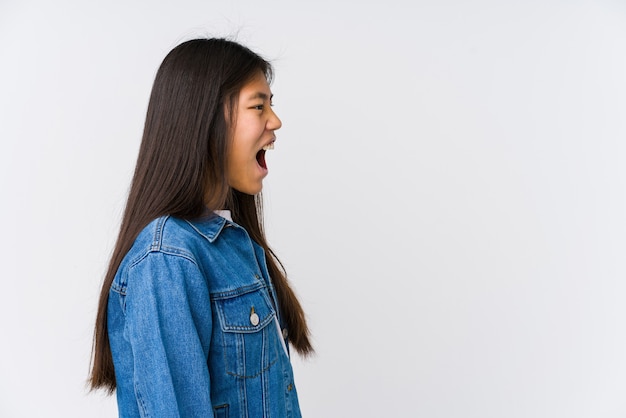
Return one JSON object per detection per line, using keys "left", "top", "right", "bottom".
{"left": 250, "top": 307, "right": 260, "bottom": 326}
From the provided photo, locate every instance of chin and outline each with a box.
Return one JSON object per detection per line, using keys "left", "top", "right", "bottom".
{"left": 232, "top": 184, "right": 263, "bottom": 196}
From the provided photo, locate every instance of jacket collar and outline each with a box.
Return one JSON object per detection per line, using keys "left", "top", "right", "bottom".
{"left": 185, "top": 213, "right": 229, "bottom": 243}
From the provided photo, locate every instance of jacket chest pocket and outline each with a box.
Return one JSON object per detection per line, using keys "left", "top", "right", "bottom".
{"left": 214, "top": 288, "right": 279, "bottom": 378}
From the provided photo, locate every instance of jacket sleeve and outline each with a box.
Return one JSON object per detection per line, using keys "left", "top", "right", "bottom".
{"left": 124, "top": 251, "right": 214, "bottom": 418}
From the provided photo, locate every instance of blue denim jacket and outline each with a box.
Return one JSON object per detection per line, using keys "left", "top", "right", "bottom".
{"left": 107, "top": 214, "right": 302, "bottom": 418}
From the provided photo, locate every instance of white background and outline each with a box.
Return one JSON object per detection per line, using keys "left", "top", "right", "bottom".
{"left": 1, "top": 0, "right": 626, "bottom": 417}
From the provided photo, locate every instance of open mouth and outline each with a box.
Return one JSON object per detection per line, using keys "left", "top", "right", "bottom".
{"left": 256, "top": 149, "right": 267, "bottom": 169}
{"left": 256, "top": 141, "right": 274, "bottom": 170}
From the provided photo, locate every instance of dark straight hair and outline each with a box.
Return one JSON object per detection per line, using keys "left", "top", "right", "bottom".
{"left": 90, "top": 38, "right": 312, "bottom": 393}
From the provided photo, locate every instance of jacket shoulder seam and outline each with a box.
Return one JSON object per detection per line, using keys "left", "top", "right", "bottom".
{"left": 127, "top": 246, "right": 199, "bottom": 270}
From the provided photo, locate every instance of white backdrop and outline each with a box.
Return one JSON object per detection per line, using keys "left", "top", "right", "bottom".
{"left": 1, "top": 0, "right": 626, "bottom": 417}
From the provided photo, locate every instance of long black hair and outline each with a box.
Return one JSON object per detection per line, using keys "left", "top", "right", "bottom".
{"left": 90, "top": 38, "right": 312, "bottom": 393}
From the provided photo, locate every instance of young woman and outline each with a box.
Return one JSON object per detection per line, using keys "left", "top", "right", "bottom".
{"left": 89, "top": 38, "right": 312, "bottom": 417}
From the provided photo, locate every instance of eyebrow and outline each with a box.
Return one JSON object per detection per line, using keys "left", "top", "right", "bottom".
{"left": 246, "top": 92, "right": 273, "bottom": 101}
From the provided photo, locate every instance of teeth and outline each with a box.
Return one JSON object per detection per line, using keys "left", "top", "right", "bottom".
{"left": 262, "top": 142, "right": 275, "bottom": 151}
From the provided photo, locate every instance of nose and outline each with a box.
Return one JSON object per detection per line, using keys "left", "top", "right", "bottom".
{"left": 267, "top": 107, "right": 282, "bottom": 131}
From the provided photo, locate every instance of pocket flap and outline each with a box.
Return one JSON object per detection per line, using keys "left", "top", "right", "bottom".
{"left": 215, "top": 289, "right": 276, "bottom": 333}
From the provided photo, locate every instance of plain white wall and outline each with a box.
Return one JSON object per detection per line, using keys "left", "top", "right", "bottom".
{"left": 1, "top": 0, "right": 626, "bottom": 417}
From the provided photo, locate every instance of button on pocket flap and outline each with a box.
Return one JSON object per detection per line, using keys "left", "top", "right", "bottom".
{"left": 215, "top": 290, "right": 275, "bottom": 333}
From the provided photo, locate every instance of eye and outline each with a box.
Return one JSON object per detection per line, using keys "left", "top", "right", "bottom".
{"left": 251, "top": 101, "right": 274, "bottom": 111}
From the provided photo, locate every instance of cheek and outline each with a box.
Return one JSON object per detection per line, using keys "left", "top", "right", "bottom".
{"left": 226, "top": 142, "right": 251, "bottom": 178}
{"left": 236, "top": 116, "right": 264, "bottom": 140}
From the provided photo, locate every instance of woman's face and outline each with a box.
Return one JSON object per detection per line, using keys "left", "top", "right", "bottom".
{"left": 226, "top": 71, "right": 282, "bottom": 195}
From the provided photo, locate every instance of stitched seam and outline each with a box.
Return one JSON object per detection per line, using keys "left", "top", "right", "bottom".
{"left": 134, "top": 380, "right": 150, "bottom": 418}
{"left": 214, "top": 294, "right": 276, "bottom": 333}
{"left": 157, "top": 246, "right": 198, "bottom": 265}
{"left": 110, "top": 283, "right": 125, "bottom": 295}
{"left": 210, "top": 282, "right": 265, "bottom": 300}
{"left": 127, "top": 249, "right": 200, "bottom": 273}
{"left": 226, "top": 357, "right": 278, "bottom": 379}
{"left": 150, "top": 215, "right": 169, "bottom": 251}
{"left": 262, "top": 326, "right": 269, "bottom": 417}
{"left": 219, "top": 314, "right": 275, "bottom": 333}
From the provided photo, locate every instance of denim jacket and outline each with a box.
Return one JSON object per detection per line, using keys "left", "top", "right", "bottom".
{"left": 107, "top": 214, "right": 302, "bottom": 418}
